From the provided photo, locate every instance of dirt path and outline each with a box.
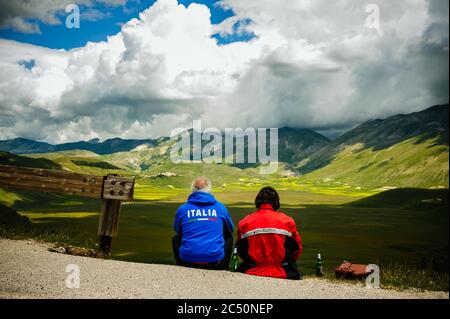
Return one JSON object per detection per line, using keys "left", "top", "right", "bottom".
{"left": 0, "top": 239, "right": 448, "bottom": 299}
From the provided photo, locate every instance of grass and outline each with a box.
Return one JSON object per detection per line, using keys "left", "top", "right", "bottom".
{"left": 71, "top": 160, "right": 120, "bottom": 170}
{"left": 23, "top": 211, "right": 99, "bottom": 220}
{"left": 0, "top": 204, "right": 99, "bottom": 250}
{"left": 349, "top": 188, "right": 449, "bottom": 210}
{"left": 318, "top": 261, "right": 449, "bottom": 292}
{"left": 0, "top": 188, "right": 23, "bottom": 206}
{"left": 1, "top": 187, "right": 448, "bottom": 292}
{"left": 0, "top": 223, "right": 99, "bottom": 250}
{"left": 25, "top": 151, "right": 134, "bottom": 177}
{"left": 302, "top": 137, "right": 449, "bottom": 189}
{"left": 380, "top": 262, "right": 449, "bottom": 291}
{"left": 0, "top": 151, "right": 61, "bottom": 170}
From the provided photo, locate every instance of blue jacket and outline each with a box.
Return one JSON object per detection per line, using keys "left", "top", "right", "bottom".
{"left": 173, "top": 192, "right": 234, "bottom": 263}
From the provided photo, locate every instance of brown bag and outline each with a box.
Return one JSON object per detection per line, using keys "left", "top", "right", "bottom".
{"left": 335, "top": 261, "right": 373, "bottom": 277}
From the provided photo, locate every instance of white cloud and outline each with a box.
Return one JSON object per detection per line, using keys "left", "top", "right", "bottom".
{"left": 209, "top": 0, "right": 449, "bottom": 130}
{"left": 0, "top": 0, "right": 130, "bottom": 33}
{"left": 6, "top": 17, "right": 42, "bottom": 34}
{"left": 0, "top": 0, "right": 448, "bottom": 143}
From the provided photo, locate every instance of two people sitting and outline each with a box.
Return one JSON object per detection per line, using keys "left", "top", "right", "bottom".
{"left": 172, "top": 177, "right": 303, "bottom": 280}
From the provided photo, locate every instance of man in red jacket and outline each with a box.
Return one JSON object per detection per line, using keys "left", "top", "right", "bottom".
{"left": 236, "top": 186, "right": 302, "bottom": 279}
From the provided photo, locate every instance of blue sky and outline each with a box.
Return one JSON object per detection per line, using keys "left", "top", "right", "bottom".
{"left": 0, "top": 0, "right": 253, "bottom": 49}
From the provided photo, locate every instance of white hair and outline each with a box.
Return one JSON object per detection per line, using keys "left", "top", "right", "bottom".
{"left": 191, "top": 178, "right": 212, "bottom": 193}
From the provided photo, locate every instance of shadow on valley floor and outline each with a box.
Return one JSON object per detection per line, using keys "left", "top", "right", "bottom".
{"left": 1, "top": 189, "right": 449, "bottom": 291}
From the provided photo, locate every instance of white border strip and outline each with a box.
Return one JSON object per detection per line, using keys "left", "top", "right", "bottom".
{"left": 241, "top": 228, "right": 292, "bottom": 239}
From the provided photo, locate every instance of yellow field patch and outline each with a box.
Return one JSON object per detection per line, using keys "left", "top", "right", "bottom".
{"left": 113, "top": 252, "right": 136, "bottom": 257}
{"left": 20, "top": 211, "right": 99, "bottom": 220}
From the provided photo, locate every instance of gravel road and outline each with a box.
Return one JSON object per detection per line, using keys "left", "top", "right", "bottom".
{"left": 0, "top": 239, "right": 448, "bottom": 299}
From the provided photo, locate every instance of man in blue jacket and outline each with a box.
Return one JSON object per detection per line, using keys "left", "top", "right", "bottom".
{"left": 172, "top": 177, "right": 234, "bottom": 270}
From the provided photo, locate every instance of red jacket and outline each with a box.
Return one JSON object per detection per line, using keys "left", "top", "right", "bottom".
{"left": 236, "top": 204, "right": 302, "bottom": 279}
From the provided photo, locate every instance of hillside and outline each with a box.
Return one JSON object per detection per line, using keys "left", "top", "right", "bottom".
{"left": 278, "top": 127, "right": 330, "bottom": 163}
{"left": 299, "top": 105, "right": 449, "bottom": 189}
{"left": 301, "top": 137, "right": 449, "bottom": 189}
{"left": 0, "top": 151, "right": 61, "bottom": 170}
{"left": 298, "top": 104, "right": 449, "bottom": 173}
{"left": 25, "top": 150, "right": 134, "bottom": 177}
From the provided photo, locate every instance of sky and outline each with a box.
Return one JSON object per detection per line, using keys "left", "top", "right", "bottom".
{"left": 0, "top": 1, "right": 246, "bottom": 48}
{"left": 0, "top": 0, "right": 448, "bottom": 143}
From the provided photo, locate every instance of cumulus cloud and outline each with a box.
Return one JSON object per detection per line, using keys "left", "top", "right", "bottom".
{"left": 210, "top": 0, "right": 449, "bottom": 131}
{"left": 0, "top": 0, "right": 448, "bottom": 143}
{"left": 0, "top": 0, "right": 130, "bottom": 33}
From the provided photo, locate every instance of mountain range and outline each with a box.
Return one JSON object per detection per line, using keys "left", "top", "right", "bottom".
{"left": 0, "top": 104, "right": 448, "bottom": 190}
{"left": 0, "top": 137, "right": 160, "bottom": 155}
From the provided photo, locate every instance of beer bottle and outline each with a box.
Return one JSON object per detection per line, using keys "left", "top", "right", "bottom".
{"left": 316, "top": 253, "right": 323, "bottom": 277}
{"left": 230, "top": 247, "right": 239, "bottom": 272}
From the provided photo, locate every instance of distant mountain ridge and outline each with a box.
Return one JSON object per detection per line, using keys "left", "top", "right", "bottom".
{"left": 278, "top": 127, "right": 330, "bottom": 163}
{"left": 0, "top": 137, "right": 159, "bottom": 155}
{"left": 0, "top": 128, "right": 329, "bottom": 160}
{"left": 1, "top": 105, "right": 446, "bottom": 160}
{"left": 0, "top": 138, "right": 54, "bottom": 154}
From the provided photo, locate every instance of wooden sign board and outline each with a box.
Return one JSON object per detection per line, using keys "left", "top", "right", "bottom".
{"left": 0, "top": 164, "right": 134, "bottom": 201}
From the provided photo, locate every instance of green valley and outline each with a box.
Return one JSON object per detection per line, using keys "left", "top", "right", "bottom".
{"left": 0, "top": 104, "right": 449, "bottom": 291}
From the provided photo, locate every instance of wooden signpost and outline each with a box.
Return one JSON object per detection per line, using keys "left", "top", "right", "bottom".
{"left": 0, "top": 164, "right": 135, "bottom": 254}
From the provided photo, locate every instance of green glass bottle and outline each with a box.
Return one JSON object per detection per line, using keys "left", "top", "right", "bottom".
{"left": 316, "top": 253, "right": 323, "bottom": 277}
{"left": 230, "top": 247, "right": 239, "bottom": 272}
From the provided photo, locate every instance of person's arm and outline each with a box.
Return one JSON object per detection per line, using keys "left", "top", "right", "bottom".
{"left": 236, "top": 220, "right": 245, "bottom": 260}
{"left": 173, "top": 208, "right": 182, "bottom": 234}
{"left": 292, "top": 230, "right": 302, "bottom": 261}
{"left": 290, "top": 219, "right": 302, "bottom": 261}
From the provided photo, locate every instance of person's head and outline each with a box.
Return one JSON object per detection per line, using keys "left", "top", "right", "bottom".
{"left": 191, "top": 177, "right": 212, "bottom": 194}
{"left": 255, "top": 186, "right": 280, "bottom": 210}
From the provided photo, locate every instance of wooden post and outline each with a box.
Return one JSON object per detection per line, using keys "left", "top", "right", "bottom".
{"left": 97, "top": 199, "right": 122, "bottom": 254}
{"left": 96, "top": 172, "right": 134, "bottom": 255}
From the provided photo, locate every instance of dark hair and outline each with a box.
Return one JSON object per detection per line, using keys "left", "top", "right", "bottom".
{"left": 255, "top": 186, "right": 280, "bottom": 210}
